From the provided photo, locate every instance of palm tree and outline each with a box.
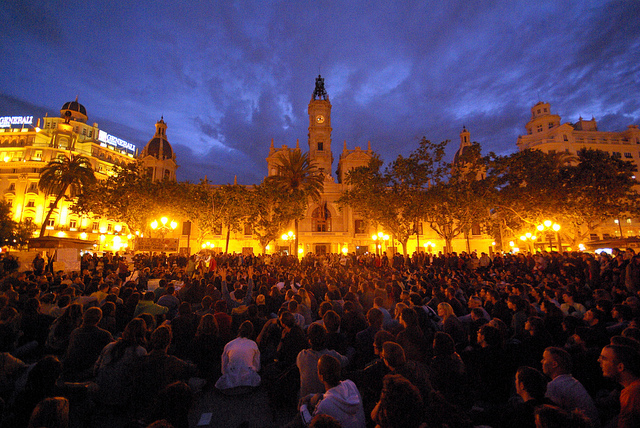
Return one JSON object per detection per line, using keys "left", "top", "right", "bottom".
{"left": 38, "top": 154, "right": 96, "bottom": 237}
{"left": 265, "top": 150, "right": 324, "bottom": 256}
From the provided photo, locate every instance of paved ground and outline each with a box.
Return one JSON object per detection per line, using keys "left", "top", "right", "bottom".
{"left": 188, "top": 384, "right": 298, "bottom": 428}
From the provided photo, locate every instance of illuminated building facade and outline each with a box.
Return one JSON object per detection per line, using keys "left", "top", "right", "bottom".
{"left": 0, "top": 98, "right": 176, "bottom": 252}
{"left": 517, "top": 101, "right": 640, "bottom": 243}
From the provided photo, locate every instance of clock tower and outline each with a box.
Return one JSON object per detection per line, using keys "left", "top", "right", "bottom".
{"left": 308, "top": 75, "right": 333, "bottom": 177}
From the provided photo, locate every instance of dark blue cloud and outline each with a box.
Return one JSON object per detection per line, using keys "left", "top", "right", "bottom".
{"left": 1, "top": 0, "right": 638, "bottom": 184}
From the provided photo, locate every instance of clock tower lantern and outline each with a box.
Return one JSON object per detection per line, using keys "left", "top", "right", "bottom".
{"left": 308, "top": 75, "right": 333, "bottom": 177}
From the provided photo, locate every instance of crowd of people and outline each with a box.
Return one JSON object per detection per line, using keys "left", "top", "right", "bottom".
{"left": 0, "top": 247, "right": 639, "bottom": 428}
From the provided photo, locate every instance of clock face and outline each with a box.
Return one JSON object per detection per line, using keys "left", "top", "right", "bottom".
{"left": 316, "top": 115, "right": 325, "bottom": 124}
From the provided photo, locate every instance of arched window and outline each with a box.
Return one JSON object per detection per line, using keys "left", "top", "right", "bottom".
{"left": 312, "top": 204, "right": 331, "bottom": 232}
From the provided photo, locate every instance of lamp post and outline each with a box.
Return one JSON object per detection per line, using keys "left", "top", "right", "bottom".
{"left": 371, "top": 234, "right": 378, "bottom": 256}
{"left": 536, "top": 220, "right": 561, "bottom": 252}
{"left": 519, "top": 232, "right": 537, "bottom": 253}
{"left": 281, "top": 231, "right": 295, "bottom": 255}
{"left": 150, "top": 217, "right": 178, "bottom": 239}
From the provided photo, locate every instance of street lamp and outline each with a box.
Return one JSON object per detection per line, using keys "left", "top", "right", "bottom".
{"left": 423, "top": 241, "right": 436, "bottom": 253}
{"left": 281, "top": 231, "right": 295, "bottom": 255}
{"left": 519, "top": 232, "right": 537, "bottom": 253}
{"left": 536, "top": 220, "right": 561, "bottom": 252}
{"left": 150, "top": 216, "right": 178, "bottom": 238}
{"left": 371, "top": 234, "right": 378, "bottom": 256}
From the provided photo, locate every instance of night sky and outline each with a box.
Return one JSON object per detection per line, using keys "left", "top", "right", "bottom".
{"left": 1, "top": 1, "right": 639, "bottom": 184}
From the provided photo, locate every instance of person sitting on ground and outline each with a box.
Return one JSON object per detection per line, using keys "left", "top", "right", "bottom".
{"left": 215, "top": 320, "right": 261, "bottom": 392}
{"left": 297, "top": 323, "right": 349, "bottom": 398}
{"left": 63, "top": 306, "right": 113, "bottom": 382}
{"left": 598, "top": 344, "right": 640, "bottom": 428}
{"left": 133, "top": 292, "right": 169, "bottom": 318}
{"left": 541, "top": 346, "right": 599, "bottom": 426}
{"left": 298, "top": 354, "right": 366, "bottom": 428}
{"left": 501, "top": 366, "right": 552, "bottom": 428}
{"left": 370, "top": 374, "right": 424, "bottom": 428}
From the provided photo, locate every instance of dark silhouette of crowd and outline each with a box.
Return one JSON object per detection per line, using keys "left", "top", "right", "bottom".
{"left": 1, "top": 247, "right": 639, "bottom": 428}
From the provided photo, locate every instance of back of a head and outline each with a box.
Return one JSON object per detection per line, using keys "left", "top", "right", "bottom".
{"left": 433, "top": 331, "right": 455, "bottom": 357}
{"left": 307, "top": 323, "right": 327, "bottom": 351}
{"left": 606, "top": 344, "right": 640, "bottom": 377}
{"left": 238, "top": 320, "right": 254, "bottom": 339}
{"left": 517, "top": 366, "right": 547, "bottom": 401}
{"left": 378, "top": 374, "right": 423, "bottom": 428}
{"left": 27, "top": 396, "right": 69, "bottom": 428}
{"left": 367, "top": 307, "right": 384, "bottom": 328}
{"left": 318, "top": 354, "right": 341, "bottom": 387}
{"left": 382, "top": 341, "right": 406, "bottom": 369}
{"left": 143, "top": 291, "right": 155, "bottom": 301}
{"left": 280, "top": 311, "right": 296, "bottom": 328}
{"left": 83, "top": 307, "right": 103, "bottom": 326}
{"left": 151, "top": 325, "right": 172, "bottom": 351}
{"left": 323, "top": 310, "right": 341, "bottom": 333}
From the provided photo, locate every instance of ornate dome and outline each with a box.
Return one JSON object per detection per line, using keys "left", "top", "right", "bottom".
{"left": 145, "top": 137, "right": 173, "bottom": 160}
{"left": 142, "top": 117, "right": 174, "bottom": 161}
{"left": 60, "top": 97, "right": 88, "bottom": 123}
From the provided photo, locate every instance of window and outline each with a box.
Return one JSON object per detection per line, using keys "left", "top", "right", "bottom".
{"left": 7, "top": 199, "right": 12, "bottom": 207}
{"left": 625, "top": 152, "right": 632, "bottom": 158}
{"left": 548, "top": 122, "right": 554, "bottom": 129}
{"left": 563, "top": 135, "right": 568, "bottom": 141}
{"left": 69, "top": 219, "right": 77, "bottom": 230}
{"left": 471, "top": 223, "right": 481, "bottom": 236}
{"left": 244, "top": 223, "right": 252, "bottom": 236}
{"left": 26, "top": 199, "right": 35, "bottom": 207}
{"left": 27, "top": 183, "right": 38, "bottom": 193}
{"left": 317, "top": 142, "right": 323, "bottom": 151}
{"left": 537, "top": 109, "right": 541, "bottom": 114}
{"left": 354, "top": 220, "right": 366, "bottom": 234}
{"left": 92, "top": 222, "right": 99, "bottom": 232}
{"left": 25, "top": 217, "right": 33, "bottom": 224}
{"left": 46, "top": 219, "right": 55, "bottom": 229}
{"left": 107, "top": 224, "right": 113, "bottom": 233}
{"left": 34, "top": 150, "right": 42, "bottom": 160}
{"left": 312, "top": 205, "right": 331, "bottom": 232}
{"left": 536, "top": 125, "right": 543, "bottom": 132}
{"left": 528, "top": 128, "right": 532, "bottom": 135}
{"left": 612, "top": 152, "right": 622, "bottom": 159}
{"left": 88, "top": 130, "right": 92, "bottom": 138}
{"left": 543, "top": 108, "right": 547, "bottom": 112}
{"left": 82, "top": 128, "right": 86, "bottom": 136}
{"left": 589, "top": 234, "right": 599, "bottom": 241}
{"left": 48, "top": 199, "right": 56, "bottom": 208}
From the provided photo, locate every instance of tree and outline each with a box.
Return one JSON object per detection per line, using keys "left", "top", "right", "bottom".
{"left": 265, "top": 150, "right": 324, "bottom": 256}
{"left": 218, "top": 183, "right": 250, "bottom": 254}
{"left": 73, "top": 161, "right": 157, "bottom": 234}
{"left": 557, "top": 148, "right": 639, "bottom": 246}
{"left": 38, "top": 154, "right": 96, "bottom": 237}
{"left": 0, "top": 200, "right": 36, "bottom": 248}
{"left": 175, "top": 179, "right": 224, "bottom": 247}
{"left": 246, "top": 180, "right": 300, "bottom": 254}
{"left": 420, "top": 142, "right": 492, "bottom": 253}
{"left": 340, "top": 138, "right": 449, "bottom": 255}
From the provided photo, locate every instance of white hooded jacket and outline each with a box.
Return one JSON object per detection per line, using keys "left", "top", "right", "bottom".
{"left": 314, "top": 379, "right": 366, "bottom": 428}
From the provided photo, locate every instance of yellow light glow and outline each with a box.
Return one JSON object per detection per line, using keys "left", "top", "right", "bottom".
{"left": 492, "top": 242, "right": 496, "bottom": 246}
{"left": 135, "top": 230, "right": 140, "bottom": 236}
{"left": 100, "top": 234, "right": 106, "bottom": 241}
{"left": 383, "top": 235, "right": 389, "bottom": 241}
{"left": 342, "top": 247, "right": 348, "bottom": 254}
{"left": 372, "top": 235, "right": 377, "bottom": 240}
{"left": 170, "top": 221, "right": 178, "bottom": 229}
{"left": 288, "top": 231, "right": 293, "bottom": 237}
{"left": 525, "top": 232, "right": 532, "bottom": 238}
{"left": 578, "top": 244, "right": 585, "bottom": 251}
{"left": 298, "top": 248, "right": 303, "bottom": 254}
{"left": 3, "top": 157, "right": 10, "bottom": 162}
{"left": 266, "top": 245, "right": 270, "bottom": 251}
{"left": 423, "top": 243, "right": 428, "bottom": 248}
{"left": 282, "top": 234, "right": 288, "bottom": 240}
{"left": 57, "top": 231, "right": 66, "bottom": 237}
{"left": 127, "top": 234, "right": 133, "bottom": 239}
{"left": 377, "top": 244, "right": 381, "bottom": 249}
{"left": 80, "top": 232, "right": 87, "bottom": 240}
{"left": 532, "top": 236, "right": 537, "bottom": 240}
{"left": 150, "top": 220, "right": 158, "bottom": 229}
{"left": 99, "top": 227, "right": 107, "bottom": 234}
{"left": 201, "top": 243, "right": 206, "bottom": 249}
{"left": 552, "top": 223, "right": 560, "bottom": 232}
{"left": 378, "top": 232, "right": 383, "bottom": 238}
{"left": 509, "top": 241, "right": 515, "bottom": 247}
{"left": 544, "top": 220, "right": 552, "bottom": 227}
{"left": 537, "top": 225, "right": 544, "bottom": 231}
{"left": 114, "top": 224, "right": 122, "bottom": 232}
{"left": 520, "top": 236, "right": 526, "bottom": 241}
{"left": 206, "top": 242, "right": 211, "bottom": 247}
{"left": 161, "top": 217, "right": 168, "bottom": 225}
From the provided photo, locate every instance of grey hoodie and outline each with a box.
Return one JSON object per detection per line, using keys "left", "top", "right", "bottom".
{"left": 314, "top": 380, "right": 366, "bottom": 428}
